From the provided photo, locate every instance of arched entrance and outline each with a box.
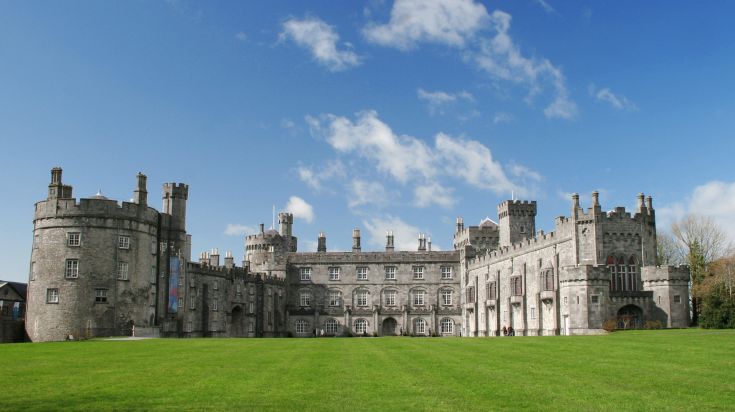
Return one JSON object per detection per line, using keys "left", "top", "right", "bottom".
{"left": 382, "top": 317, "right": 398, "bottom": 336}
{"left": 231, "top": 306, "right": 245, "bottom": 337}
{"left": 617, "top": 305, "right": 643, "bottom": 330}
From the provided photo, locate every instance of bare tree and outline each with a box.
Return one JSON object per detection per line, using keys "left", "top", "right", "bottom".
{"left": 669, "top": 214, "right": 732, "bottom": 325}
{"left": 656, "top": 230, "right": 681, "bottom": 266}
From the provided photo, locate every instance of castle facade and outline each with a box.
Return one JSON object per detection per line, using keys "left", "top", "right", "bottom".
{"left": 25, "top": 168, "right": 690, "bottom": 342}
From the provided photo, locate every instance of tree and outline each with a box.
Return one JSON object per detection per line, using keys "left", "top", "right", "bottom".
{"left": 656, "top": 230, "right": 681, "bottom": 266}
{"left": 664, "top": 215, "right": 731, "bottom": 325}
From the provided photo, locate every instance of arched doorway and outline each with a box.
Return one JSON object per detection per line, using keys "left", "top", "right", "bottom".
{"left": 231, "top": 306, "right": 245, "bottom": 337}
{"left": 617, "top": 305, "right": 643, "bottom": 330}
{"left": 382, "top": 317, "right": 398, "bottom": 336}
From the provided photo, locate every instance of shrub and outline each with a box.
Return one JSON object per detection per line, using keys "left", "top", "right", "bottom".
{"left": 602, "top": 318, "right": 617, "bottom": 332}
{"left": 644, "top": 320, "right": 662, "bottom": 330}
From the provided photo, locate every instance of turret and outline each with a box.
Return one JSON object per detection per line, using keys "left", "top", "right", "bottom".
{"left": 385, "top": 231, "right": 394, "bottom": 252}
{"left": 279, "top": 212, "right": 293, "bottom": 237}
{"left": 47, "top": 167, "right": 73, "bottom": 200}
{"left": 352, "top": 228, "right": 361, "bottom": 252}
{"left": 133, "top": 172, "right": 148, "bottom": 206}
{"left": 498, "top": 200, "right": 537, "bottom": 248}
{"left": 162, "top": 183, "right": 188, "bottom": 231}
{"left": 317, "top": 232, "right": 327, "bottom": 252}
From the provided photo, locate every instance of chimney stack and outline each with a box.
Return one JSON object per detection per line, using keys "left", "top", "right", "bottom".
{"left": 352, "top": 228, "right": 361, "bottom": 252}
{"left": 209, "top": 248, "right": 220, "bottom": 267}
{"left": 418, "top": 233, "right": 427, "bottom": 251}
{"left": 385, "top": 231, "right": 394, "bottom": 252}
{"left": 427, "top": 236, "right": 432, "bottom": 252}
{"left": 317, "top": 232, "right": 327, "bottom": 252}
{"left": 456, "top": 217, "right": 464, "bottom": 233}
{"left": 224, "top": 250, "right": 234, "bottom": 269}
{"left": 637, "top": 193, "right": 646, "bottom": 213}
{"left": 134, "top": 172, "right": 148, "bottom": 206}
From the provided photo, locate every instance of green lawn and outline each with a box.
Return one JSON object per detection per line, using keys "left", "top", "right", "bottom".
{"left": 2, "top": 329, "right": 734, "bottom": 411}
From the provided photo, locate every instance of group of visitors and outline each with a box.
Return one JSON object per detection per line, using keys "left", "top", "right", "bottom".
{"left": 502, "top": 326, "right": 515, "bottom": 336}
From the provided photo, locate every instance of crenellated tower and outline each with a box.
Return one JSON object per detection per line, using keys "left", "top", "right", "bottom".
{"left": 498, "top": 200, "right": 537, "bottom": 248}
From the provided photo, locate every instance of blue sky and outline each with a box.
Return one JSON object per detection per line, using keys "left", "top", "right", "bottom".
{"left": 1, "top": 0, "right": 734, "bottom": 282}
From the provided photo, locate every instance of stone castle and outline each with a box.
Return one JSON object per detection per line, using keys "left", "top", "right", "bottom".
{"left": 25, "top": 168, "right": 690, "bottom": 342}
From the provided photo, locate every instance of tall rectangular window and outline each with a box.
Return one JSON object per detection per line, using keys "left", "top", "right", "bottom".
{"left": 300, "top": 267, "right": 311, "bottom": 281}
{"left": 117, "top": 262, "right": 129, "bottom": 280}
{"left": 413, "top": 290, "right": 425, "bottom": 306}
{"left": 30, "top": 261, "right": 36, "bottom": 281}
{"left": 189, "top": 295, "right": 195, "bottom": 310}
{"left": 46, "top": 288, "right": 59, "bottom": 303}
{"left": 385, "top": 266, "right": 396, "bottom": 280}
{"left": 357, "top": 291, "right": 368, "bottom": 307}
{"left": 441, "top": 290, "right": 453, "bottom": 306}
{"left": 543, "top": 271, "right": 554, "bottom": 291}
{"left": 487, "top": 281, "right": 497, "bottom": 300}
{"left": 466, "top": 286, "right": 475, "bottom": 304}
{"left": 300, "top": 292, "right": 311, "bottom": 307}
{"left": 65, "top": 259, "right": 79, "bottom": 278}
{"left": 150, "top": 267, "right": 157, "bottom": 284}
{"left": 213, "top": 298, "right": 218, "bottom": 311}
{"left": 530, "top": 307, "right": 536, "bottom": 319}
{"left": 357, "top": 267, "right": 368, "bottom": 280}
{"left": 118, "top": 235, "right": 130, "bottom": 249}
{"left": 213, "top": 280, "right": 218, "bottom": 290}
{"left": 413, "top": 266, "right": 424, "bottom": 280}
{"left": 385, "top": 290, "right": 396, "bottom": 306}
{"left": 94, "top": 289, "right": 108, "bottom": 303}
{"left": 329, "top": 291, "right": 341, "bottom": 307}
{"left": 67, "top": 232, "right": 80, "bottom": 247}
{"left": 329, "top": 267, "right": 340, "bottom": 281}
{"left": 248, "top": 302, "right": 254, "bottom": 314}
{"left": 151, "top": 239, "right": 157, "bottom": 255}
{"left": 441, "top": 266, "right": 453, "bottom": 279}
{"left": 511, "top": 276, "right": 522, "bottom": 296}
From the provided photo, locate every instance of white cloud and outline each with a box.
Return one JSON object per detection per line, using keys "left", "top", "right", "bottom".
{"left": 414, "top": 182, "right": 456, "bottom": 208}
{"left": 589, "top": 85, "right": 637, "bottom": 111}
{"left": 475, "top": 11, "right": 577, "bottom": 119}
{"left": 363, "top": 0, "right": 490, "bottom": 50}
{"left": 508, "top": 163, "right": 543, "bottom": 182}
{"left": 435, "top": 133, "right": 519, "bottom": 195}
{"left": 280, "top": 16, "right": 361, "bottom": 71}
{"left": 284, "top": 196, "right": 315, "bottom": 223}
{"left": 660, "top": 181, "right": 735, "bottom": 242}
{"left": 534, "top": 0, "right": 556, "bottom": 14}
{"left": 297, "top": 160, "right": 345, "bottom": 191}
{"left": 235, "top": 31, "right": 247, "bottom": 42}
{"left": 493, "top": 111, "right": 513, "bottom": 124}
{"left": 224, "top": 224, "right": 257, "bottom": 236}
{"left": 308, "top": 110, "right": 523, "bottom": 198}
{"left": 417, "top": 88, "right": 474, "bottom": 114}
{"left": 349, "top": 179, "right": 389, "bottom": 208}
{"left": 363, "top": 215, "right": 424, "bottom": 251}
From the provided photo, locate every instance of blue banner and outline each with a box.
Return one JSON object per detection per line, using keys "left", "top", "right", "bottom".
{"left": 168, "top": 256, "right": 179, "bottom": 313}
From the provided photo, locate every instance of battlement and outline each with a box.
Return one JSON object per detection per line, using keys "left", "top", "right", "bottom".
{"left": 288, "top": 250, "right": 459, "bottom": 264}
{"left": 34, "top": 196, "right": 160, "bottom": 224}
{"left": 497, "top": 200, "right": 537, "bottom": 217}
{"left": 162, "top": 183, "right": 189, "bottom": 199}
{"left": 470, "top": 229, "right": 565, "bottom": 265}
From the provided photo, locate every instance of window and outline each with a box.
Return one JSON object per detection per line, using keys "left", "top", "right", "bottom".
{"left": 213, "top": 298, "right": 218, "bottom": 311}
{"left": 34, "top": 234, "right": 40, "bottom": 249}
{"left": 543, "top": 270, "right": 554, "bottom": 291}
{"left": 299, "top": 291, "right": 311, "bottom": 307}
{"left": 150, "top": 290, "right": 156, "bottom": 306}
{"left": 65, "top": 259, "right": 79, "bottom": 278}
{"left": 248, "top": 302, "right": 254, "bottom": 314}
{"left": 563, "top": 296, "right": 568, "bottom": 305}
{"left": 325, "top": 319, "right": 340, "bottom": 335}
{"left": 95, "top": 289, "right": 108, "bottom": 303}
{"left": 186, "top": 322, "right": 193, "bottom": 333}
{"left": 357, "top": 267, "right": 368, "bottom": 280}
{"left": 213, "top": 280, "right": 218, "bottom": 290}
{"left": 674, "top": 295, "right": 681, "bottom": 303}
{"left": 329, "top": 290, "right": 342, "bottom": 307}
{"left": 46, "top": 288, "right": 59, "bottom": 303}
{"left": 189, "top": 295, "right": 195, "bottom": 310}
{"left": 414, "top": 318, "right": 426, "bottom": 335}
{"left": 530, "top": 307, "right": 536, "bottom": 319}
{"left": 329, "top": 267, "right": 340, "bottom": 281}
{"left": 150, "top": 267, "right": 157, "bottom": 284}
{"left": 295, "top": 320, "right": 309, "bottom": 334}
{"left": 151, "top": 240, "right": 157, "bottom": 255}
{"left": 413, "top": 266, "right": 424, "bottom": 279}
{"left": 441, "top": 266, "right": 453, "bottom": 279}
{"left": 520, "top": 225, "right": 526, "bottom": 233}
{"left": 354, "top": 318, "right": 367, "bottom": 335}
{"left": 385, "top": 266, "right": 396, "bottom": 280}
{"left": 487, "top": 281, "right": 497, "bottom": 300}
{"left": 30, "top": 261, "right": 35, "bottom": 281}
{"left": 385, "top": 290, "right": 396, "bottom": 306}
{"left": 441, "top": 290, "right": 453, "bottom": 306}
{"left": 236, "top": 283, "right": 242, "bottom": 295}
{"left": 300, "top": 267, "right": 311, "bottom": 281}
{"left": 466, "top": 286, "right": 475, "bottom": 304}
{"left": 117, "top": 262, "right": 129, "bottom": 280}
{"left": 249, "top": 285, "right": 255, "bottom": 295}
{"left": 118, "top": 235, "right": 130, "bottom": 249}
{"left": 591, "top": 295, "right": 599, "bottom": 304}
{"left": 413, "top": 290, "right": 425, "bottom": 306}
{"left": 510, "top": 276, "right": 522, "bottom": 296}
{"left": 357, "top": 290, "right": 368, "bottom": 307}
{"left": 178, "top": 297, "right": 183, "bottom": 308}
{"left": 440, "top": 318, "right": 453, "bottom": 335}
{"left": 67, "top": 232, "right": 80, "bottom": 247}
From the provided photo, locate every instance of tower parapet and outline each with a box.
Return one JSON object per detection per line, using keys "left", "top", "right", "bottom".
{"left": 498, "top": 200, "right": 537, "bottom": 248}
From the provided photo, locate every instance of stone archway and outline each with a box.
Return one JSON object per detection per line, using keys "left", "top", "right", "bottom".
{"left": 231, "top": 306, "right": 245, "bottom": 337}
{"left": 382, "top": 317, "right": 398, "bottom": 336}
{"left": 617, "top": 304, "right": 643, "bottom": 330}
